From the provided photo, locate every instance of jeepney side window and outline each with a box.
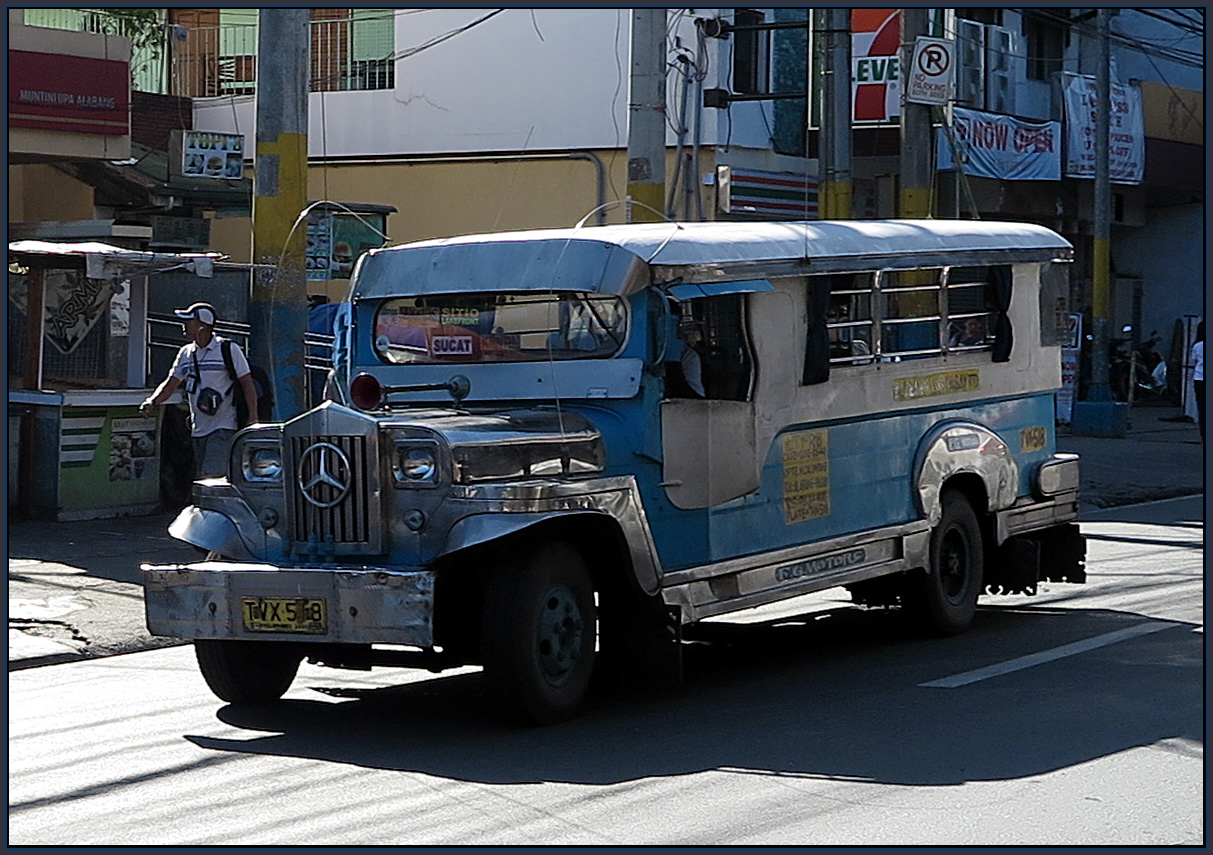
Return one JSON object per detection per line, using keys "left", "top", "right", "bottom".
{"left": 883, "top": 268, "right": 944, "bottom": 358}
{"left": 669, "top": 294, "right": 753, "bottom": 401}
{"left": 946, "top": 266, "right": 994, "bottom": 351}
{"left": 804, "top": 273, "right": 874, "bottom": 383}
{"left": 945, "top": 265, "right": 1012, "bottom": 360}
{"left": 826, "top": 273, "right": 874, "bottom": 365}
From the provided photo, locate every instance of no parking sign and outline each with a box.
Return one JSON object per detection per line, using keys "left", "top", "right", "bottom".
{"left": 905, "top": 36, "right": 955, "bottom": 106}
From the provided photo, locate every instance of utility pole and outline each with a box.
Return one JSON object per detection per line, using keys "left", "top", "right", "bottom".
{"left": 626, "top": 9, "right": 667, "bottom": 223}
{"left": 818, "top": 8, "right": 852, "bottom": 219}
{"left": 1071, "top": 7, "right": 1126, "bottom": 436}
{"left": 898, "top": 8, "right": 932, "bottom": 218}
{"left": 1089, "top": 7, "right": 1113, "bottom": 401}
{"left": 250, "top": 9, "right": 309, "bottom": 420}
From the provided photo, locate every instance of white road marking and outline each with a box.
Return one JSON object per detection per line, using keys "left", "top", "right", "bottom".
{"left": 919, "top": 622, "right": 1177, "bottom": 688}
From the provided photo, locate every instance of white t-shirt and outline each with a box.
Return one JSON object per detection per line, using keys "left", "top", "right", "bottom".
{"left": 170, "top": 336, "right": 250, "bottom": 436}
{"left": 1192, "top": 339, "right": 1203, "bottom": 382}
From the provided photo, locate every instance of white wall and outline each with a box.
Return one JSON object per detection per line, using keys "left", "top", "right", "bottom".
{"left": 1111, "top": 202, "right": 1204, "bottom": 358}
{"left": 194, "top": 9, "right": 736, "bottom": 159}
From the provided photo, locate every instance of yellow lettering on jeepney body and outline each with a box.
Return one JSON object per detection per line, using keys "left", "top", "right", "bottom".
{"left": 892, "top": 369, "right": 980, "bottom": 402}
{"left": 782, "top": 429, "right": 830, "bottom": 524}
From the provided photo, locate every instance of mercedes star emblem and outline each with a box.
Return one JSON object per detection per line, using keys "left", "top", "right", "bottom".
{"left": 298, "top": 441, "right": 352, "bottom": 508}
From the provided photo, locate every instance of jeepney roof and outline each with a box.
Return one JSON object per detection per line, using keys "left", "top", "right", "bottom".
{"left": 351, "top": 219, "right": 1073, "bottom": 299}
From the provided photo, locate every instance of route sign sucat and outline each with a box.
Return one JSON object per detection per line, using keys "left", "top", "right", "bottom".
{"left": 906, "top": 36, "right": 955, "bottom": 106}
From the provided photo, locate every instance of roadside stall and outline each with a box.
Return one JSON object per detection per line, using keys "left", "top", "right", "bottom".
{"left": 8, "top": 240, "right": 224, "bottom": 520}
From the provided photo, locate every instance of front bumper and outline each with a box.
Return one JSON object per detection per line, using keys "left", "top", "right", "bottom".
{"left": 142, "top": 560, "right": 435, "bottom": 647}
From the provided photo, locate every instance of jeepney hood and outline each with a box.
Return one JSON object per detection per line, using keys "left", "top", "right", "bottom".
{"left": 286, "top": 401, "right": 605, "bottom": 484}
{"left": 374, "top": 406, "right": 606, "bottom": 483}
{"left": 377, "top": 406, "right": 601, "bottom": 448}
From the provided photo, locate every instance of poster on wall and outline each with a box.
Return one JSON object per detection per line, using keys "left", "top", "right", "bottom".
{"left": 936, "top": 107, "right": 1062, "bottom": 180}
{"left": 1061, "top": 72, "right": 1144, "bottom": 184}
{"left": 306, "top": 209, "right": 389, "bottom": 281}
{"left": 852, "top": 9, "right": 902, "bottom": 122}
{"left": 108, "top": 417, "right": 158, "bottom": 483}
{"left": 7, "top": 270, "right": 114, "bottom": 354}
{"left": 1056, "top": 312, "right": 1083, "bottom": 424}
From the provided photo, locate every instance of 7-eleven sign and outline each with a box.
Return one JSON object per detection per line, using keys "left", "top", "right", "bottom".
{"left": 852, "top": 9, "right": 901, "bottom": 122}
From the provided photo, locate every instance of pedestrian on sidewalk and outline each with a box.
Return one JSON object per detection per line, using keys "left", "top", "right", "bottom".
{"left": 1192, "top": 320, "right": 1204, "bottom": 442}
{"left": 139, "top": 302, "right": 259, "bottom": 478}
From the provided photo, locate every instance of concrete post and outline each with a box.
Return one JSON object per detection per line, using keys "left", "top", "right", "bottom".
{"left": 626, "top": 9, "right": 667, "bottom": 223}
{"left": 898, "top": 8, "right": 932, "bottom": 219}
{"left": 819, "top": 8, "right": 852, "bottom": 220}
{"left": 250, "top": 9, "right": 309, "bottom": 420}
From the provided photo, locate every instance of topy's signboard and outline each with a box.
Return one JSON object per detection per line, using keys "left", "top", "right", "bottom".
{"left": 8, "top": 50, "right": 130, "bottom": 136}
{"left": 173, "top": 130, "right": 247, "bottom": 179}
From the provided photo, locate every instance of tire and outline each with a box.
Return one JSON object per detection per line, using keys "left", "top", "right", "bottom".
{"left": 904, "top": 490, "right": 985, "bottom": 636}
{"left": 194, "top": 639, "right": 303, "bottom": 704}
{"left": 482, "top": 541, "right": 597, "bottom": 725}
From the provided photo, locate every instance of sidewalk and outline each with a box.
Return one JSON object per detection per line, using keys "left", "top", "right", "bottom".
{"left": 8, "top": 405, "right": 1204, "bottom": 668}
{"left": 1057, "top": 404, "right": 1205, "bottom": 513}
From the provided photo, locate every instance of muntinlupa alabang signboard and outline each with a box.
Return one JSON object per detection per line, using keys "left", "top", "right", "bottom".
{"left": 8, "top": 50, "right": 130, "bottom": 135}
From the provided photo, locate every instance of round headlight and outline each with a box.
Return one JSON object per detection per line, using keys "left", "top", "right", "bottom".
{"left": 246, "top": 447, "right": 282, "bottom": 480}
{"left": 401, "top": 447, "right": 436, "bottom": 480}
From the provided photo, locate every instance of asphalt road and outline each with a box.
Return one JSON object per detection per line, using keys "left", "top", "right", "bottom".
{"left": 8, "top": 495, "right": 1203, "bottom": 846}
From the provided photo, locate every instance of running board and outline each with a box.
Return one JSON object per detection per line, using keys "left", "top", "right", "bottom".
{"left": 661, "top": 524, "right": 929, "bottom": 624}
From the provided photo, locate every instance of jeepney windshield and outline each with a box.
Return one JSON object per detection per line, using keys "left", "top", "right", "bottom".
{"left": 373, "top": 292, "right": 628, "bottom": 364}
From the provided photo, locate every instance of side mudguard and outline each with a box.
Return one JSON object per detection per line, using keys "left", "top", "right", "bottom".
{"left": 437, "top": 480, "right": 663, "bottom": 595}
{"left": 168, "top": 506, "right": 256, "bottom": 561}
{"left": 914, "top": 421, "right": 1018, "bottom": 526}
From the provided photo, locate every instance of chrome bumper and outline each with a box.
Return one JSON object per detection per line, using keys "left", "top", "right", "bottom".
{"left": 141, "top": 560, "right": 435, "bottom": 646}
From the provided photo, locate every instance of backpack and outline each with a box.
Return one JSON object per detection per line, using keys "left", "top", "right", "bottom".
{"left": 221, "top": 339, "right": 275, "bottom": 427}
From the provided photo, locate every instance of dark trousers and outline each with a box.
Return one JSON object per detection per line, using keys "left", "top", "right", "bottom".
{"left": 1195, "top": 379, "right": 1205, "bottom": 442}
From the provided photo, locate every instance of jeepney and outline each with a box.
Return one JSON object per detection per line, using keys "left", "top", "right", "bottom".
{"left": 143, "top": 219, "right": 1085, "bottom": 724}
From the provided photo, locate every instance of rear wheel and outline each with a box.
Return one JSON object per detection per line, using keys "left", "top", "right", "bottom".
{"left": 194, "top": 639, "right": 303, "bottom": 704}
{"left": 904, "top": 490, "right": 984, "bottom": 636}
{"left": 482, "top": 541, "right": 597, "bottom": 725}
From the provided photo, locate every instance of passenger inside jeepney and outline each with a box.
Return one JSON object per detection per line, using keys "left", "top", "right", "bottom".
{"left": 663, "top": 315, "right": 706, "bottom": 398}
{"left": 949, "top": 316, "right": 987, "bottom": 347}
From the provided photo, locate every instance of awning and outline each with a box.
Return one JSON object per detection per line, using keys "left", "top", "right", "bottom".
{"left": 666, "top": 279, "right": 775, "bottom": 300}
{"left": 8, "top": 240, "right": 225, "bottom": 279}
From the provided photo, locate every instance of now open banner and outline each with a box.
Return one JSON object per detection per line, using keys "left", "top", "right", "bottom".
{"left": 936, "top": 107, "right": 1062, "bottom": 181}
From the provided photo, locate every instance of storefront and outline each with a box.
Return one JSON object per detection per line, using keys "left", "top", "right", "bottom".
{"left": 8, "top": 240, "right": 223, "bottom": 520}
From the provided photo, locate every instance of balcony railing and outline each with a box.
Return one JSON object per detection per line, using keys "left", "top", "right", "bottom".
{"left": 170, "top": 12, "right": 396, "bottom": 98}
{"left": 21, "top": 9, "right": 396, "bottom": 97}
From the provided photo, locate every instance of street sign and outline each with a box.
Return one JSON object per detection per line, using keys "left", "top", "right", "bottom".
{"left": 905, "top": 36, "right": 955, "bottom": 106}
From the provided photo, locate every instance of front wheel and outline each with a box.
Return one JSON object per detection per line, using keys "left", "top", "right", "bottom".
{"left": 903, "top": 490, "right": 985, "bottom": 636}
{"left": 481, "top": 541, "right": 597, "bottom": 725}
{"left": 194, "top": 639, "right": 303, "bottom": 704}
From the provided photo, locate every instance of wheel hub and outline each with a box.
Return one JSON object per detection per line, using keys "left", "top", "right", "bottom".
{"left": 940, "top": 529, "right": 968, "bottom": 601}
{"left": 536, "top": 585, "right": 584, "bottom": 685}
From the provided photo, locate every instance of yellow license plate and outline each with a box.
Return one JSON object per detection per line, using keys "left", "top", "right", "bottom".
{"left": 241, "top": 597, "right": 328, "bottom": 634}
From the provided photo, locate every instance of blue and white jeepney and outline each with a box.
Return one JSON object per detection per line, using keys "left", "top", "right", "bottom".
{"left": 143, "top": 219, "right": 1085, "bottom": 724}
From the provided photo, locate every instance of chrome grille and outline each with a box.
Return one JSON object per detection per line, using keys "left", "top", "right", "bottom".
{"left": 290, "top": 435, "right": 371, "bottom": 544}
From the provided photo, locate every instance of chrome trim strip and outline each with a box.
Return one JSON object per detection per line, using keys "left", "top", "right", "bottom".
{"left": 660, "top": 519, "right": 929, "bottom": 587}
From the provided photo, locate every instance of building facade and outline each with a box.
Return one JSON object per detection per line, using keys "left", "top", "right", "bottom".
{"left": 9, "top": 7, "right": 1205, "bottom": 372}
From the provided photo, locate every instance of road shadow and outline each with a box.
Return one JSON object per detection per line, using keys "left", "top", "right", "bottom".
{"left": 186, "top": 601, "right": 1203, "bottom": 788}
{"left": 8, "top": 512, "right": 197, "bottom": 587}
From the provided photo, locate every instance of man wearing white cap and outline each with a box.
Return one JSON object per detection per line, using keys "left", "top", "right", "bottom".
{"left": 140, "top": 302, "right": 259, "bottom": 479}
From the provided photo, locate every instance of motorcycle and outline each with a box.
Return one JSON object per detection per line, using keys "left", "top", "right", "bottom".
{"left": 1110, "top": 326, "right": 1170, "bottom": 404}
